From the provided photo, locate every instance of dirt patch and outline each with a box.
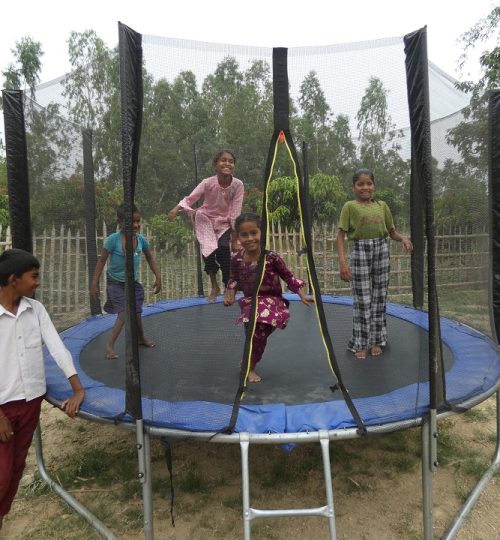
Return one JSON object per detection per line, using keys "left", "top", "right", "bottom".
{"left": 1, "top": 397, "right": 499, "bottom": 540}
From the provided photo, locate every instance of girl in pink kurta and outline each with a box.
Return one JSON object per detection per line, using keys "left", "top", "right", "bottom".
{"left": 168, "top": 150, "right": 244, "bottom": 302}
{"left": 224, "top": 213, "right": 314, "bottom": 383}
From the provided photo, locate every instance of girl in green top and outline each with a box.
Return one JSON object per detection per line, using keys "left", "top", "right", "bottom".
{"left": 337, "top": 169, "right": 413, "bottom": 360}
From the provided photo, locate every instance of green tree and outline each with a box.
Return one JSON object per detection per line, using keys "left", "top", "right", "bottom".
{"left": 433, "top": 160, "right": 488, "bottom": 229}
{"left": 202, "top": 56, "right": 243, "bottom": 139}
{"left": 447, "top": 7, "right": 500, "bottom": 175}
{"left": 137, "top": 70, "right": 208, "bottom": 216}
{"left": 148, "top": 214, "right": 194, "bottom": 256}
{"left": 437, "top": 7, "right": 500, "bottom": 231}
{"left": 62, "top": 30, "right": 122, "bottom": 191}
{"left": 357, "top": 77, "right": 392, "bottom": 139}
{"left": 294, "top": 71, "right": 356, "bottom": 180}
{"left": 24, "top": 100, "right": 80, "bottom": 190}
{"left": 30, "top": 176, "right": 84, "bottom": 231}
{"left": 2, "top": 36, "right": 43, "bottom": 98}
{"left": 297, "top": 71, "right": 330, "bottom": 144}
{"left": 95, "top": 181, "right": 122, "bottom": 228}
{"left": 266, "top": 174, "right": 346, "bottom": 228}
{"left": 62, "top": 30, "right": 114, "bottom": 130}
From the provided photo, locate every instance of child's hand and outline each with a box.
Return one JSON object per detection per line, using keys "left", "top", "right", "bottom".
{"left": 89, "top": 284, "right": 99, "bottom": 302}
{"left": 0, "top": 414, "right": 14, "bottom": 443}
{"left": 339, "top": 263, "right": 352, "bottom": 282}
{"left": 224, "top": 290, "right": 235, "bottom": 306}
{"left": 61, "top": 389, "right": 85, "bottom": 418}
{"left": 299, "top": 290, "right": 315, "bottom": 306}
{"left": 152, "top": 279, "right": 162, "bottom": 294}
{"left": 402, "top": 237, "right": 413, "bottom": 253}
{"left": 168, "top": 208, "right": 179, "bottom": 221}
{"left": 231, "top": 239, "right": 239, "bottom": 253}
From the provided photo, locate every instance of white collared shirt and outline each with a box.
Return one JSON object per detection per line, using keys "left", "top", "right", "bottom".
{"left": 0, "top": 297, "right": 77, "bottom": 404}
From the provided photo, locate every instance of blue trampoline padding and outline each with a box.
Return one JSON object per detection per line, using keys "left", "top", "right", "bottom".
{"left": 44, "top": 296, "right": 500, "bottom": 434}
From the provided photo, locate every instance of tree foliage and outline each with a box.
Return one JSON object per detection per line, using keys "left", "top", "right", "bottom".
{"left": 448, "top": 7, "right": 500, "bottom": 178}
{"left": 266, "top": 174, "right": 346, "bottom": 228}
{"left": 2, "top": 26, "right": 494, "bottom": 233}
{"left": 2, "top": 36, "right": 43, "bottom": 98}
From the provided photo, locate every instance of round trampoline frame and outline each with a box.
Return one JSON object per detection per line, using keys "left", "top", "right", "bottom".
{"left": 45, "top": 296, "right": 500, "bottom": 435}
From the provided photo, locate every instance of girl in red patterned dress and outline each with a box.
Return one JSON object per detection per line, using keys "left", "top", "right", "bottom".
{"left": 224, "top": 213, "right": 314, "bottom": 383}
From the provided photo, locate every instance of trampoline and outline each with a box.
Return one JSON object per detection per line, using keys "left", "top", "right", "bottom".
{"left": 44, "top": 295, "right": 500, "bottom": 435}
{"left": 3, "top": 22, "right": 497, "bottom": 539}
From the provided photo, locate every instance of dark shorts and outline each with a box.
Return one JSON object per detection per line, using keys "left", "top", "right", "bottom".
{"left": 104, "top": 279, "right": 144, "bottom": 314}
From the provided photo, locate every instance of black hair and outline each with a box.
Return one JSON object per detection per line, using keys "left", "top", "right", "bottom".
{"left": 116, "top": 203, "right": 139, "bottom": 222}
{"left": 234, "top": 212, "right": 260, "bottom": 233}
{"left": 212, "top": 149, "right": 236, "bottom": 168}
{"left": 0, "top": 249, "right": 40, "bottom": 286}
{"left": 352, "top": 168, "right": 375, "bottom": 184}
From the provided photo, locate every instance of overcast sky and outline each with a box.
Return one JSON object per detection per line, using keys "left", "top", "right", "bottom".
{"left": 1, "top": 0, "right": 497, "bottom": 87}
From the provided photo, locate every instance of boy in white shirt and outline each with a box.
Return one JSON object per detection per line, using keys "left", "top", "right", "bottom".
{"left": 0, "top": 249, "right": 84, "bottom": 530}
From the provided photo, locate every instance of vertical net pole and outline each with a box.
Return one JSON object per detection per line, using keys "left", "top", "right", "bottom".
{"left": 119, "top": 21, "right": 143, "bottom": 421}
{"left": 2, "top": 89, "right": 32, "bottom": 252}
{"left": 488, "top": 90, "right": 500, "bottom": 345}
{"left": 404, "top": 26, "right": 442, "bottom": 540}
{"left": 119, "top": 21, "right": 155, "bottom": 540}
{"left": 404, "top": 27, "right": 445, "bottom": 410}
{"left": 82, "top": 128, "right": 101, "bottom": 315}
{"left": 410, "top": 158, "right": 425, "bottom": 308}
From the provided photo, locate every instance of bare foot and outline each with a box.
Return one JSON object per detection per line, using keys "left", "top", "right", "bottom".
{"left": 139, "top": 339, "right": 156, "bottom": 348}
{"left": 370, "top": 345, "right": 382, "bottom": 357}
{"left": 106, "top": 346, "right": 118, "bottom": 359}
{"left": 208, "top": 286, "right": 221, "bottom": 302}
{"left": 248, "top": 369, "right": 262, "bottom": 383}
{"left": 354, "top": 349, "right": 368, "bottom": 360}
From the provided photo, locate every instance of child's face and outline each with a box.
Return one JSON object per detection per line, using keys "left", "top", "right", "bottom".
{"left": 237, "top": 221, "right": 261, "bottom": 254}
{"left": 11, "top": 267, "right": 40, "bottom": 298}
{"left": 132, "top": 212, "right": 141, "bottom": 233}
{"left": 214, "top": 152, "right": 235, "bottom": 177}
{"left": 352, "top": 174, "right": 375, "bottom": 202}
{"left": 119, "top": 212, "right": 141, "bottom": 234}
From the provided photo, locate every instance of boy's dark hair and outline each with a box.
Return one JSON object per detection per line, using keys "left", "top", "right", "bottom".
{"left": 234, "top": 212, "right": 260, "bottom": 233}
{"left": 212, "top": 149, "right": 236, "bottom": 168}
{"left": 0, "top": 249, "right": 40, "bottom": 286}
{"left": 116, "top": 203, "right": 139, "bottom": 221}
{"left": 352, "top": 168, "right": 375, "bottom": 184}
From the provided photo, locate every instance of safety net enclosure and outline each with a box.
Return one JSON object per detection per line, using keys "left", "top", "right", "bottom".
{"left": 16, "top": 26, "right": 495, "bottom": 436}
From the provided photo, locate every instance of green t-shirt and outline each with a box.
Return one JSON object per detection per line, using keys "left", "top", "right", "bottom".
{"left": 338, "top": 200, "right": 395, "bottom": 240}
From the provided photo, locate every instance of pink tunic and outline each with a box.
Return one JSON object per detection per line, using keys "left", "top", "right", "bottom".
{"left": 227, "top": 250, "right": 305, "bottom": 329}
{"left": 178, "top": 176, "right": 244, "bottom": 257}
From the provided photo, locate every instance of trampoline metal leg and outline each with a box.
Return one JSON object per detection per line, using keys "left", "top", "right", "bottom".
{"left": 442, "top": 390, "right": 500, "bottom": 540}
{"left": 421, "top": 412, "right": 437, "bottom": 540}
{"left": 34, "top": 423, "right": 117, "bottom": 539}
{"left": 319, "top": 430, "right": 336, "bottom": 540}
{"left": 240, "top": 433, "right": 251, "bottom": 540}
{"left": 136, "top": 420, "right": 154, "bottom": 540}
{"left": 239, "top": 431, "right": 336, "bottom": 540}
